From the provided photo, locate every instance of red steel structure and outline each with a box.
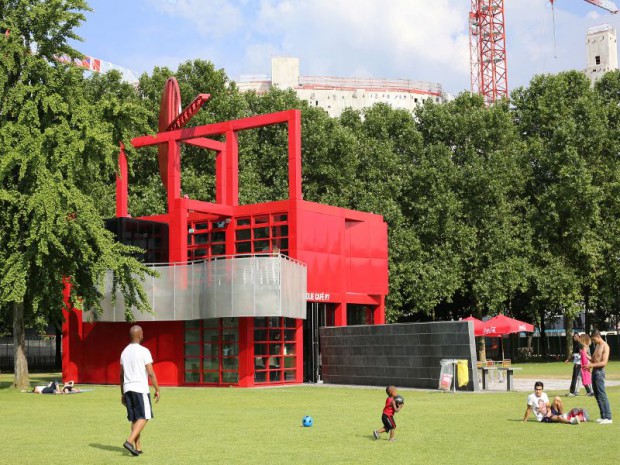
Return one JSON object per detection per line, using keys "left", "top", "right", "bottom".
{"left": 469, "top": 0, "right": 508, "bottom": 104}
{"left": 62, "top": 78, "right": 388, "bottom": 387}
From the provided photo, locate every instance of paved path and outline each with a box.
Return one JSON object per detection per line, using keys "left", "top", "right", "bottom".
{"left": 486, "top": 377, "right": 620, "bottom": 392}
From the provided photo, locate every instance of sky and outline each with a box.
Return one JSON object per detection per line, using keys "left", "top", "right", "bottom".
{"left": 73, "top": 0, "right": 620, "bottom": 96}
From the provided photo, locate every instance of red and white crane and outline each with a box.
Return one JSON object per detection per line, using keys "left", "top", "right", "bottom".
{"left": 469, "top": 0, "right": 619, "bottom": 104}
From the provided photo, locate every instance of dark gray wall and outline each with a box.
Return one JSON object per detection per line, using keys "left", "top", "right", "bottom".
{"left": 319, "top": 321, "right": 479, "bottom": 391}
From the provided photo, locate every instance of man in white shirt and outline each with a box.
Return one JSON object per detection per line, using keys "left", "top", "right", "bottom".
{"left": 120, "top": 325, "right": 160, "bottom": 456}
{"left": 523, "top": 381, "right": 579, "bottom": 424}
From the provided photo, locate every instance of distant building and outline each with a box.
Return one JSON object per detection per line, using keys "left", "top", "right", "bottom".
{"left": 237, "top": 57, "right": 445, "bottom": 118}
{"left": 585, "top": 24, "right": 618, "bottom": 85}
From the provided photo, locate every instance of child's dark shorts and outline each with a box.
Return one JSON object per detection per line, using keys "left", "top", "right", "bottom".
{"left": 382, "top": 413, "right": 396, "bottom": 431}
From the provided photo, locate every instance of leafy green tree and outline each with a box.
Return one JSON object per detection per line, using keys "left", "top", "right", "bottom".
{"left": 513, "top": 71, "right": 609, "bottom": 355}
{"left": 0, "top": 0, "right": 153, "bottom": 389}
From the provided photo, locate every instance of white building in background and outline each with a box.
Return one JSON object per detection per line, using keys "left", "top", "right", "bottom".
{"left": 236, "top": 57, "right": 445, "bottom": 118}
{"left": 585, "top": 24, "right": 618, "bottom": 85}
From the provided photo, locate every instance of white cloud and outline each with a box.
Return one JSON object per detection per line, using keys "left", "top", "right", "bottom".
{"left": 136, "top": 0, "right": 620, "bottom": 95}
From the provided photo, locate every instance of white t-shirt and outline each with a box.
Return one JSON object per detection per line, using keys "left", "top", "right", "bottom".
{"left": 120, "top": 343, "right": 154, "bottom": 394}
{"left": 527, "top": 392, "right": 550, "bottom": 421}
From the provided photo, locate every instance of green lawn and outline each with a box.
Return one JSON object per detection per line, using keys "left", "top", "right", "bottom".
{"left": 1, "top": 371, "right": 618, "bottom": 465}
{"left": 512, "top": 360, "right": 620, "bottom": 380}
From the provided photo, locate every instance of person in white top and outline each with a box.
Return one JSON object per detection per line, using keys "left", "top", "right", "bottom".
{"left": 523, "top": 381, "right": 578, "bottom": 424}
{"left": 120, "top": 325, "right": 160, "bottom": 456}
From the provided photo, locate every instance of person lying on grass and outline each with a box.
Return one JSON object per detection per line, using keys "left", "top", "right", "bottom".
{"left": 523, "top": 381, "right": 579, "bottom": 424}
{"left": 33, "top": 380, "right": 80, "bottom": 394}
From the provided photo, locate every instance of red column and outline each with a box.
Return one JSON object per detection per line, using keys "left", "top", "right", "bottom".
{"left": 374, "top": 296, "right": 386, "bottom": 325}
{"left": 295, "top": 318, "right": 303, "bottom": 383}
{"left": 238, "top": 317, "right": 254, "bottom": 387}
{"left": 61, "top": 279, "right": 82, "bottom": 382}
{"left": 115, "top": 142, "right": 129, "bottom": 218}
{"left": 288, "top": 110, "right": 302, "bottom": 201}
{"left": 226, "top": 130, "right": 238, "bottom": 206}
{"left": 334, "top": 302, "right": 347, "bottom": 326}
{"left": 215, "top": 149, "right": 227, "bottom": 205}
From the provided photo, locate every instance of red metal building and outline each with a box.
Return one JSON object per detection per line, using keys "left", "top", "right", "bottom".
{"left": 62, "top": 78, "right": 388, "bottom": 387}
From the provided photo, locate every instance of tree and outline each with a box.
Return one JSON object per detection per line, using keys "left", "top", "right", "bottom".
{"left": 0, "top": 0, "right": 154, "bottom": 389}
{"left": 513, "top": 71, "right": 609, "bottom": 355}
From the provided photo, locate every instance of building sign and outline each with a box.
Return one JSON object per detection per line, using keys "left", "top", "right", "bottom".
{"left": 306, "top": 292, "right": 330, "bottom": 302}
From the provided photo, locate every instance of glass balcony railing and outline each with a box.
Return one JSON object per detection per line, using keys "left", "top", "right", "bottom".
{"left": 84, "top": 254, "right": 307, "bottom": 322}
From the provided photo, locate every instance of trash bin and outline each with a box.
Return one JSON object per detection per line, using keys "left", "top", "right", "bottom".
{"left": 439, "top": 359, "right": 454, "bottom": 391}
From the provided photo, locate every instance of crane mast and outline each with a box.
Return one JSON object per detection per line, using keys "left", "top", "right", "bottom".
{"left": 469, "top": 0, "right": 508, "bottom": 104}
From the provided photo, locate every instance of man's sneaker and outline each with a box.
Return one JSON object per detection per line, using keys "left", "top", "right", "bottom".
{"left": 567, "top": 393, "right": 576, "bottom": 397}
{"left": 599, "top": 419, "right": 613, "bottom": 425}
{"left": 596, "top": 418, "right": 604, "bottom": 423}
{"left": 123, "top": 441, "right": 139, "bottom": 457}
{"left": 570, "top": 416, "right": 580, "bottom": 425}
{"left": 373, "top": 431, "right": 379, "bottom": 440}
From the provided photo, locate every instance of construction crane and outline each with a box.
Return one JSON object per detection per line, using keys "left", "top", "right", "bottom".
{"left": 469, "top": 0, "right": 618, "bottom": 105}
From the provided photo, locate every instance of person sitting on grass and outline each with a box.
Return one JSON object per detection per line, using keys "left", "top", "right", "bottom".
{"left": 523, "top": 381, "right": 579, "bottom": 424}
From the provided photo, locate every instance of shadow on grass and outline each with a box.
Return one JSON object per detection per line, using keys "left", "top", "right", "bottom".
{"left": 0, "top": 373, "right": 60, "bottom": 391}
{"left": 90, "top": 443, "right": 129, "bottom": 455}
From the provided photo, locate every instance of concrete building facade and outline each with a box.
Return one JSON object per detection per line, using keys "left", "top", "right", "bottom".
{"left": 237, "top": 57, "right": 444, "bottom": 118}
{"left": 585, "top": 24, "right": 618, "bottom": 85}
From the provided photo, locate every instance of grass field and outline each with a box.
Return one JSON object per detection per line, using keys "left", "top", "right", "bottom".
{"left": 1, "top": 369, "right": 618, "bottom": 465}
{"left": 513, "top": 361, "right": 620, "bottom": 380}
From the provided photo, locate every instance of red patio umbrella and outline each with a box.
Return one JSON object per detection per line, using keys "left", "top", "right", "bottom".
{"left": 482, "top": 314, "right": 535, "bottom": 360}
{"left": 462, "top": 316, "right": 485, "bottom": 337}
{"left": 482, "top": 314, "right": 534, "bottom": 337}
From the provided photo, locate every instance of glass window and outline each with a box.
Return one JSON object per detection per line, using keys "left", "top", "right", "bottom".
{"left": 203, "top": 358, "right": 219, "bottom": 370}
{"left": 194, "top": 248, "right": 207, "bottom": 258}
{"left": 195, "top": 222, "right": 208, "bottom": 230}
{"left": 254, "top": 317, "right": 268, "bottom": 328}
{"left": 254, "top": 329, "right": 267, "bottom": 341}
{"left": 284, "top": 370, "right": 296, "bottom": 381}
{"left": 237, "top": 218, "right": 251, "bottom": 226}
{"left": 185, "top": 372, "right": 200, "bottom": 383}
{"left": 203, "top": 343, "right": 218, "bottom": 357}
{"left": 185, "top": 360, "right": 200, "bottom": 371}
{"left": 185, "top": 344, "right": 200, "bottom": 357}
{"left": 184, "top": 318, "right": 240, "bottom": 386}
{"left": 272, "top": 225, "right": 288, "bottom": 237}
{"left": 253, "top": 240, "right": 270, "bottom": 252}
{"left": 194, "top": 233, "right": 209, "bottom": 244}
{"left": 254, "top": 343, "right": 268, "bottom": 356}
{"left": 222, "top": 358, "right": 238, "bottom": 370}
{"left": 211, "top": 244, "right": 225, "bottom": 255}
{"left": 185, "top": 331, "right": 200, "bottom": 343}
{"left": 236, "top": 242, "right": 251, "bottom": 254}
{"left": 235, "top": 229, "right": 251, "bottom": 241}
{"left": 272, "top": 213, "right": 287, "bottom": 222}
{"left": 203, "top": 371, "right": 219, "bottom": 383}
{"left": 284, "top": 330, "right": 295, "bottom": 341}
{"left": 254, "top": 215, "right": 269, "bottom": 225}
{"left": 185, "top": 320, "right": 201, "bottom": 330}
{"left": 253, "top": 227, "right": 270, "bottom": 239}
{"left": 272, "top": 238, "right": 288, "bottom": 250}
{"left": 285, "top": 318, "right": 297, "bottom": 328}
{"left": 212, "top": 231, "right": 225, "bottom": 242}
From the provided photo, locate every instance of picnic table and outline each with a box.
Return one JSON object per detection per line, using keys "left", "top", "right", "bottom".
{"left": 478, "top": 363, "right": 522, "bottom": 391}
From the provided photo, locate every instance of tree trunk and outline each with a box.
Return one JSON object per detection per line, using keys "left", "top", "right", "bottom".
{"left": 539, "top": 308, "right": 547, "bottom": 358}
{"left": 12, "top": 301, "right": 30, "bottom": 390}
{"left": 565, "top": 312, "right": 574, "bottom": 360}
{"left": 55, "top": 325, "right": 62, "bottom": 370}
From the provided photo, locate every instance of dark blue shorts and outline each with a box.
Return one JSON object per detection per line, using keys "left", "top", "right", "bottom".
{"left": 124, "top": 391, "right": 153, "bottom": 421}
{"left": 382, "top": 413, "right": 396, "bottom": 431}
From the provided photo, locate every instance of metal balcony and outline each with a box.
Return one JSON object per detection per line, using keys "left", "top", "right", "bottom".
{"left": 85, "top": 254, "right": 307, "bottom": 322}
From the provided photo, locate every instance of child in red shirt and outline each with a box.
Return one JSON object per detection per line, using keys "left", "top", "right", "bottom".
{"left": 373, "top": 385, "right": 403, "bottom": 441}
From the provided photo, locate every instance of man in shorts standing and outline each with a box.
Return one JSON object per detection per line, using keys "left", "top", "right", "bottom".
{"left": 588, "top": 330, "right": 612, "bottom": 424}
{"left": 523, "top": 381, "right": 579, "bottom": 424}
{"left": 120, "top": 325, "right": 161, "bottom": 456}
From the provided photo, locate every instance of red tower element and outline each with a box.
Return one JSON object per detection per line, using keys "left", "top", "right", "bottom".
{"left": 469, "top": 0, "right": 508, "bottom": 104}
